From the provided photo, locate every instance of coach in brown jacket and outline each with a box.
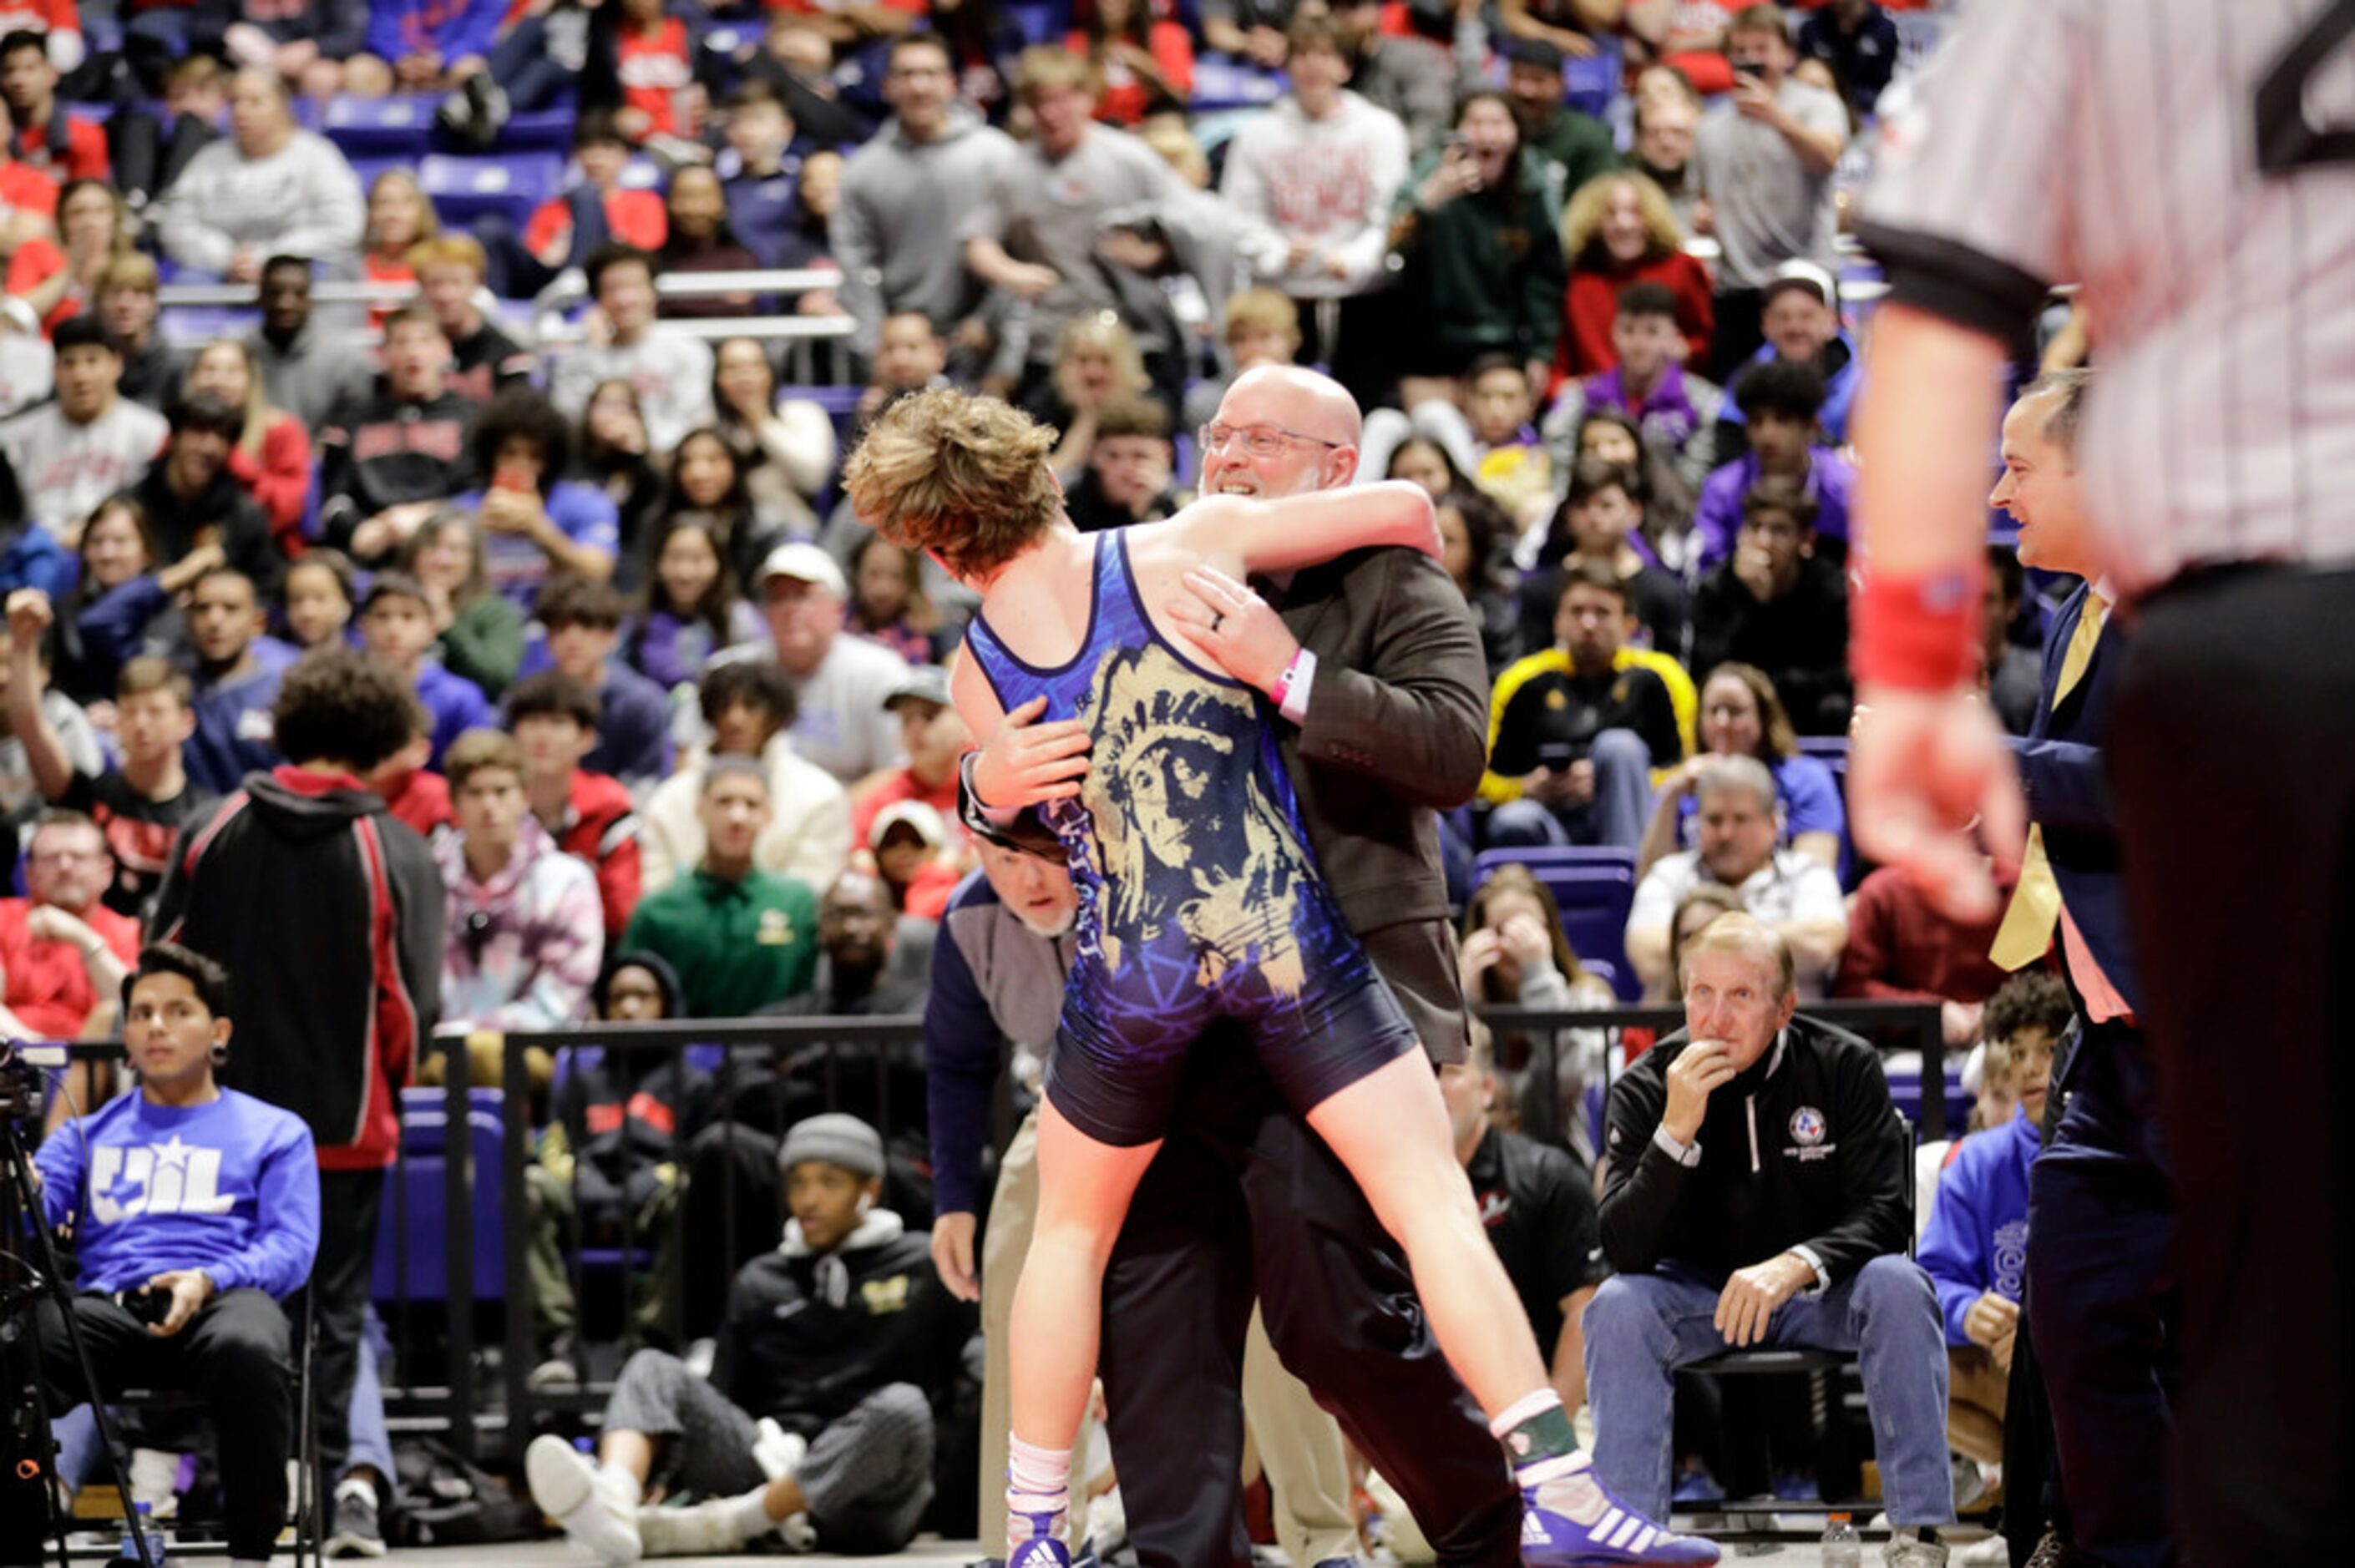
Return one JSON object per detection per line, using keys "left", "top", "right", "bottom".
{"left": 963, "top": 365, "right": 1520, "bottom": 1567}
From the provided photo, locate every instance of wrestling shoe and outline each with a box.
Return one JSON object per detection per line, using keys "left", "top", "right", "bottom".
{"left": 525, "top": 1434, "right": 642, "bottom": 1564}
{"left": 1007, "top": 1510, "right": 1074, "bottom": 1568}
{"left": 1518, "top": 1454, "right": 1720, "bottom": 1565}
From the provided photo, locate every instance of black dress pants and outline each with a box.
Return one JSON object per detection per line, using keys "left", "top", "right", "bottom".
{"left": 37, "top": 1289, "right": 293, "bottom": 1560}
{"left": 1098, "top": 1034, "right": 1520, "bottom": 1568}
{"left": 2106, "top": 564, "right": 2355, "bottom": 1562}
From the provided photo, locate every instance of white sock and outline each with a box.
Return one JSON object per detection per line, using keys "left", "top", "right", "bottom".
{"left": 1006, "top": 1434, "right": 1072, "bottom": 1525}
{"left": 727, "top": 1487, "right": 777, "bottom": 1540}
{"left": 596, "top": 1460, "right": 643, "bottom": 1507}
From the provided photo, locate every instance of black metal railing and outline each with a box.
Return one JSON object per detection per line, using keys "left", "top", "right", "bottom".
{"left": 36, "top": 999, "right": 1950, "bottom": 1463}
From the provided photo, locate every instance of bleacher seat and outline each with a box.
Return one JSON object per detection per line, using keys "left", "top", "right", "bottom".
{"left": 482, "top": 106, "right": 580, "bottom": 157}
{"left": 1007, "top": 1, "right": 1062, "bottom": 48}
{"left": 1563, "top": 40, "right": 1621, "bottom": 119}
{"left": 1473, "top": 847, "right": 1642, "bottom": 1001}
{"left": 1190, "top": 58, "right": 1285, "bottom": 113}
{"left": 371, "top": 1087, "right": 507, "bottom": 1305}
{"left": 321, "top": 94, "right": 438, "bottom": 159}
{"left": 421, "top": 152, "right": 564, "bottom": 230}
{"left": 347, "top": 154, "right": 410, "bottom": 197}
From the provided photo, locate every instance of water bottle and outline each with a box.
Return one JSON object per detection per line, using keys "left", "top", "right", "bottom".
{"left": 118, "top": 1500, "right": 165, "bottom": 1563}
{"left": 1821, "top": 1510, "right": 1862, "bottom": 1568}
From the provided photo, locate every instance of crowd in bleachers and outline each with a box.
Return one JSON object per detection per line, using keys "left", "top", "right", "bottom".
{"left": 0, "top": 0, "right": 2104, "bottom": 1558}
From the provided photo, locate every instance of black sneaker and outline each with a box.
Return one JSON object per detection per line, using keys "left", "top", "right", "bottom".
{"left": 328, "top": 1484, "right": 387, "bottom": 1559}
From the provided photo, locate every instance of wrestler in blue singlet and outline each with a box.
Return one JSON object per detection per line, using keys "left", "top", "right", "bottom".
{"left": 963, "top": 531, "right": 1421, "bottom": 1146}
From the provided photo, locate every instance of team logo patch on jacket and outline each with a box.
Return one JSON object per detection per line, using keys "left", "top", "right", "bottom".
{"left": 1789, "top": 1107, "right": 1827, "bottom": 1146}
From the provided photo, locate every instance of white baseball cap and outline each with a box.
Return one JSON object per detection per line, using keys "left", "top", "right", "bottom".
{"left": 756, "top": 542, "right": 848, "bottom": 598}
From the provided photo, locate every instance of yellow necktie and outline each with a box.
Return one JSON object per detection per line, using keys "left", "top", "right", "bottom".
{"left": 1990, "top": 594, "right": 2109, "bottom": 970}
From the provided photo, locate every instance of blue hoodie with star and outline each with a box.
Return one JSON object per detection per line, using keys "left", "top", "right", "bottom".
{"left": 35, "top": 1087, "right": 320, "bottom": 1300}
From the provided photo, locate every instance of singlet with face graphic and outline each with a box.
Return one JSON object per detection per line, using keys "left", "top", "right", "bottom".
{"left": 963, "top": 532, "right": 1383, "bottom": 1069}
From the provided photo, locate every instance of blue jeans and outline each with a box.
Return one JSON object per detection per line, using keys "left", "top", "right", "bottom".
{"left": 1485, "top": 727, "right": 1654, "bottom": 852}
{"left": 1583, "top": 1256, "right": 1956, "bottom": 1527}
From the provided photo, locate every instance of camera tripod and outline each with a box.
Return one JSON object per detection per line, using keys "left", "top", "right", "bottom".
{"left": 0, "top": 1054, "right": 161, "bottom": 1568}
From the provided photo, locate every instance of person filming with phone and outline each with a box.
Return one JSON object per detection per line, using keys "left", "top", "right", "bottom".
{"left": 24, "top": 943, "right": 321, "bottom": 1568}
{"left": 1689, "top": 5, "right": 1847, "bottom": 378}
{"left": 1481, "top": 560, "right": 1685, "bottom": 852}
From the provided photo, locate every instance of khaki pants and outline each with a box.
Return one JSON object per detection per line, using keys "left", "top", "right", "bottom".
{"left": 981, "top": 1112, "right": 1355, "bottom": 1565}
{"left": 1947, "top": 1343, "right": 2010, "bottom": 1468}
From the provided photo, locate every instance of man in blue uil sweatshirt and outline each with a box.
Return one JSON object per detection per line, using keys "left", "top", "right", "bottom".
{"left": 32, "top": 942, "right": 321, "bottom": 1568}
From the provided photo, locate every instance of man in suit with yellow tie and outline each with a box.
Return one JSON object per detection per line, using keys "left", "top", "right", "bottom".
{"left": 1984, "top": 369, "right": 2175, "bottom": 1568}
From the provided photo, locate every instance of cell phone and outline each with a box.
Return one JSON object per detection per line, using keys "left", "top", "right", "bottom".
{"left": 116, "top": 1287, "right": 172, "bottom": 1328}
{"left": 1441, "top": 131, "right": 1471, "bottom": 156}
{"left": 493, "top": 464, "right": 534, "bottom": 493}
{"left": 1537, "top": 741, "right": 1578, "bottom": 770}
{"left": 1731, "top": 60, "right": 1763, "bottom": 81}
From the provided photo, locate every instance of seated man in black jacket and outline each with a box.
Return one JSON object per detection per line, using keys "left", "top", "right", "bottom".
{"left": 1689, "top": 478, "right": 1851, "bottom": 735}
{"left": 1585, "top": 915, "right": 1956, "bottom": 1565}
{"left": 526, "top": 1112, "right": 966, "bottom": 1562}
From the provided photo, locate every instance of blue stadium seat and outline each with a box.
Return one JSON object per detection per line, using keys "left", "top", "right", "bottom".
{"left": 421, "top": 152, "right": 565, "bottom": 230}
{"left": 1563, "top": 38, "right": 1621, "bottom": 120}
{"left": 488, "top": 106, "right": 580, "bottom": 157}
{"left": 1190, "top": 58, "right": 1285, "bottom": 113}
{"left": 321, "top": 94, "right": 438, "bottom": 158}
{"left": 347, "top": 154, "right": 410, "bottom": 195}
{"left": 1474, "top": 847, "right": 1642, "bottom": 1000}
{"left": 371, "top": 1087, "right": 507, "bottom": 1305}
{"left": 1006, "top": 0, "right": 1063, "bottom": 48}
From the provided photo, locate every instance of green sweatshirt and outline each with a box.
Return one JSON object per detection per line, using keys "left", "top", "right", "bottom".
{"left": 1388, "top": 148, "right": 1567, "bottom": 365}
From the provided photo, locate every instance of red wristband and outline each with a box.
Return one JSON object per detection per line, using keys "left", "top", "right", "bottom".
{"left": 1851, "top": 564, "right": 1984, "bottom": 693}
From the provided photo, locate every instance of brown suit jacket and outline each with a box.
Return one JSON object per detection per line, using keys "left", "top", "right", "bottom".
{"left": 963, "top": 543, "right": 1491, "bottom": 1064}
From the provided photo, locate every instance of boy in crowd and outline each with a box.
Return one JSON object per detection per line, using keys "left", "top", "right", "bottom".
{"left": 622, "top": 757, "right": 819, "bottom": 1018}
{"left": 1691, "top": 358, "right": 1854, "bottom": 574}
{"left": 0, "top": 316, "right": 168, "bottom": 539}
{"left": 1519, "top": 457, "right": 1690, "bottom": 660}
{"left": 1061, "top": 396, "right": 1180, "bottom": 533}
{"left": 181, "top": 566, "right": 296, "bottom": 796}
{"left": 436, "top": 726, "right": 604, "bottom": 1034}
{"left": 1546, "top": 282, "right": 1724, "bottom": 492}
{"left": 31, "top": 943, "right": 321, "bottom": 1568}
{"left": 8, "top": 589, "right": 213, "bottom": 919}
{"left": 1689, "top": 478, "right": 1851, "bottom": 734}
{"left": 1918, "top": 973, "right": 2069, "bottom": 1495}
{"left": 638, "top": 658, "right": 849, "bottom": 897}
{"left": 98, "top": 252, "right": 182, "bottom": 410}
{"left": 549, "top": 244, "right": 714, "bottom": 451}
{"left": 411, "top": 233, "right": 539, "bottom": 407}
{"left": 358, "top": 573, "right": 493, "bottom": 768}
{"left": 527, "top": 1113, "right": 965, "bottom": 1562}
{"left": 130, "top": 392, "right": 279, "bottom": 588}
{"left": 535, "top": 575, "right": 673, "bottom": 790}
{"left": 317, "top": 305, "right": 477, "bottom": 564}
{"left": 507, "top": 670, "right": 642, "bottom": 939}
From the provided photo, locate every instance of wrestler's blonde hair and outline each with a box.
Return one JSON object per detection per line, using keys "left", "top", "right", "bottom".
{"left": 842, "top": 388, "right": 1061, "bottom": 582}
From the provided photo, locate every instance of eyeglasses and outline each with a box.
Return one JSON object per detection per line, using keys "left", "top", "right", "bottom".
{"left": 1197, "top": 422, "right": 1345, "bottom": 459}
{"left": 30, "top": 849, "right": 108, "bottom": 866}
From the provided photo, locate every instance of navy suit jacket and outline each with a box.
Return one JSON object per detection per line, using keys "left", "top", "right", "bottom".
{"left": 2015, "top": 581, "right": 2140, "bottom": 1012}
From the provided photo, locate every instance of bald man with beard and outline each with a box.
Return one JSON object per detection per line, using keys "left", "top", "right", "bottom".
{"left": 965, "top": 365, "right": 1527, "bottom": 1566}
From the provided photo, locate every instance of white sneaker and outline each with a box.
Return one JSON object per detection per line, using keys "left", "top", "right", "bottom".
{"left": 1883, "top": 1529, "right": 1952, "bottom": 1567}
{"left": 635, "top": 1497, "right": 750, "bottom": 1558}
{"left": 129, "top": 1449, "right": 182, "bottom": 1520}
{"left": 525, "top": 1434, "right": 643, "bottom": 1564}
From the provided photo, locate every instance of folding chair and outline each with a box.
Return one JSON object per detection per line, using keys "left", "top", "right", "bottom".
{"left": 72, "top": 1285, "right": 326, "bottom": 1565}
